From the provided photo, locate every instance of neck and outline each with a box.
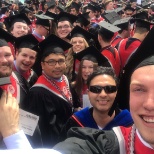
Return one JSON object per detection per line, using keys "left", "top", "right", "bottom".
{"left": 100, "top": 41, "right": 110, "bottom": 48}
{"left": 43, "top": 71, "right": 62, "bottom": 82}
{"left": 132, "top": 33, "right": 146, "bottom": 42}
{"left": 92, "top": 109, "right": 115, "bottom": 128}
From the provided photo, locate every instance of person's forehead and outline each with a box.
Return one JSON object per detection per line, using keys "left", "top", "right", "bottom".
{"left": 58, "top": 21, "right": 70, "bottom": 26}
{"left": 0, "top": 46, "right": 11, "bottom": 53}
{"left": 19, "top": 48, "right": 37, "bottom": 54}
{"left": 13, "top": 22, "right": 28, "bottom": 27}
{"left": 45, "top": 53, "right": 65, "bottom": 59}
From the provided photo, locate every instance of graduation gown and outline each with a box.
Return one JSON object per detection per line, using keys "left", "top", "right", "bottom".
{"left": 101, "top": 45, "right": 121, "bottom": 77}
{"left": 54, "top": 126, "right": 154, "bottom": 154}
{"left": 111, "top": 35, "right": 123, "bottom": 48}
{"left": 60, "top": 107, "right": 133, "bottom": 141}
{"left": 117, "top": 37, "right": 141, "bottom": 70}
{"left": 26, "top": 74, "right": 73, "bottom": 148}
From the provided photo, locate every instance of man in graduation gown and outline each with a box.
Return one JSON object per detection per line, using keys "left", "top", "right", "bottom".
{"left": 26, "top": 34, "right": 73, "bottom": 148}
{"left": 117, "top": 11, "right": 151, "bottom": 70}
{"left": 53, "top": 25, "right": 154, "bottom": 154}
{"left": 98, "top": 21, "right": 121, "bottom": 77}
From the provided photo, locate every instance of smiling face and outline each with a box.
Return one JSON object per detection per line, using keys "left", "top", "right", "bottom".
{"left": 130, "top": 65, "right": 154, "bottom": 148}
{"left": 88, "top": 74, "right": 117, "bottom": 113}
{"left": 82, "top": 60, "right": 95, "bottom": 82}
{"left": 15, "top": 48, "right": 37, "bottom": 72}
{"left": 0, "top": 46, "right": 14, "bottom": 77}
{"left": 11, "top": 22, "right": 29, "bottom": 37}
{"left": 57, "top": 21, "right": 72, "bottom": 39}
{"left": 72, "top": 37, "right": 86, "bottom": 53}
{"left": 41, "top": 53, "right": 66, "bottom": 79}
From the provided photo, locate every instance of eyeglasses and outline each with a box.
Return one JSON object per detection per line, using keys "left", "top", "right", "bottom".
{"left": 43, "top": 59, "right": 65, "bottom": 66}
{"left": 57, "top": 25, "right": 70, "bottom": 30}
{"left": 89, "top": 85, "right": 117, "bottom": 94}
{"left": 42, "top": 26, "right": 50, "bottom": 31}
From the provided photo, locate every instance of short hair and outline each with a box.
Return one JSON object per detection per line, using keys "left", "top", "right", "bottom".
{"left": 87, "top": 66, "right": 118, "bottom": 87}
{"left": 134, "top": 26, "right": 149, "bottom": 34}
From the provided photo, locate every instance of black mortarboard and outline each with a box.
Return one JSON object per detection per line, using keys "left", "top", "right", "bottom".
{"left": 76, "top": 13, "right": 90, "bottom": 27}
{"left": 99, "top": 21, "right": 121, "bottom": 33}
{"left": 74, "top": 45, "right": 109, "bottom": 66}
{"left": 70, "top": 2, "right": 81, "bottom": 11}
{"left": 87, "top": 3, "right": 97, "bottom": 12}
{"left": 19, "top": 6, "right": 32, "bottom": 14}
{"left": 124, "top": 5, "right": 135, "bottom": 12}
{"left": 45, "top": 11, "right": 58, "bottom": 22}
{"left": 15, "top": 34, "right": 39, "bottom": 50}
{"left": 56, "top": 12, "right": 78, "bottom": 24}
{"left": 68, "top": 25, "right": 94, "bottom": 43}
{"left": 0, "top": 27, "right": 16, "bottom": 47}
{"left": 1, "top": 6, "right": 9, "bottom": 14}
{"left": 57, "top": 3, "right": 65, "bottom": 12}
{"left": 109, "top": 26, "right": 154, "bottom": 115}
{"left": 98, "top": 21, "right": 121, "bottom": 40}
{"left": 35, "top": 14, "right": 53, "bottom": 27}
{"left": 130, "top": 11, "right": 153, "bottom": 30}
{"left": 32, "top": 34, "right": 72, "bottom": 76}
{"left": 113, "top": 17, "right": 130, "bottom": 30}
{"left": 47, "top": 1, "right": 56, "bottom": 9}
{"left": 4, "top": 13, "right": 31, "bottom": 29}
{"left": 102, "top": 11, "right": 121, "bottom": 24}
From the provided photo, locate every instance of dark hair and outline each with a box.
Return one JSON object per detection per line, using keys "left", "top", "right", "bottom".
{"left": 98, "top": 28, "right": 114, "bottom": 42}
{"left": 87, "top": 66, "right": 118, "bottom": 87}
{"left": 73, "top": 56, "right": 98, "bottom": 97}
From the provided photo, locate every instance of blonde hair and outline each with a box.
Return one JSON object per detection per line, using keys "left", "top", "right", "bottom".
{"left": 65, "top": 37, "right": 89, "bottom": 81}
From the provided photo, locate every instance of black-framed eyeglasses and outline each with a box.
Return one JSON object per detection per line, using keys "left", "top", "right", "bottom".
{"left": 42, "top": 26, "right": 50, "bottom": 31}
{"left": 89, "top": 85, "right": 117, "bottom": 94}
{"left": 43, "top": 59, "right": 65, "bottom": 66}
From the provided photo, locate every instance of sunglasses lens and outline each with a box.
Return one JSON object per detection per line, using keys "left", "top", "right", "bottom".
{"left": 89, "top": 86, "right": 102, "bottom": 93}
{"left": 104, "top": 86, "right": 117, "bottom": 93}
{"left": 89, "top": 86, "right": 117, "bottom": 94}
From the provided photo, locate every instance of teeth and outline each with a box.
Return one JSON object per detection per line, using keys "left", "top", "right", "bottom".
{"left": 143, "top": 117, "right": 154, "bottom": 123}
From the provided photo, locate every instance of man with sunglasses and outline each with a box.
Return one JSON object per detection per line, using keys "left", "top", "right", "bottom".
{"left": 60, "top": 66, "right": 133, "bottom": 141}
{"left": 32, "top": 14, "right": 53, "bottom": 42}
{"left": 53, "top": 22, "right": 154, "bottom": 154}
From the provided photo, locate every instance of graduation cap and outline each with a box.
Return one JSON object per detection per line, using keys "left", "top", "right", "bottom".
{"left": 35, "top": 14, "right": 53, "bottom": 27}
{"left": 130, "top": 0, "right": 137, "bottom": 2}
{"left": 102, "top": 11, "right": 121, "bottom": 24}
{"left": 130, "top": 11, "right": 153, "bottom": 30}
{"left": 0, "top": 27, "right": 16, "bottom": 47}
{"left": 142, "top": 2, "right": 150, "bottom": 9}
{"left": 74, "top": 45, "right": 109, "bottom": 66}
{"left": 87, "top": 3, "right": 97, "bottom": 12}
{"left": 56, "top": 12, "right": 78, "bottom": 24}
{"left": 76, "top": 13, "right": 90, "bottom": 27}
{"left": 47, "top": 1, "right": 56, "bottom": 9}
{"left": 45, "top": 11, "right": 58, "bottom": 22}
{"left": 0, "top": 6, "right": 9, "bottom": 14}
{"left": 19, "top": 6, "right": 32, "bottom": 14}
{"left": 15, "top": 34, "right": 39, "bottom": 50}
{"left": 32, "top": 34, "right": 72, "bottom": 76}
{"left": 24, "top": 0, "right": 32, "bottom": 4}
{"left": 68, "top": 25, "right": 94, "bottom": 43}
{"left": 113, "top": 17, "right": 130, "bottom": 30}
{"left": 98, "top": 21, "right": 121, "bottom": 40}
{"left": 57, "top": 3, "right": 65, "bottom": 12}
{"left": 4, "top": 13, "right": 31, "bottom": 29}
{"left": 70, "top": 2, "right": 81, "bottom": 11}
{"left": 124, "top": 5, "right": 135, "bottom": 12}
{"left": 109, "top": 26, "right": 154, "bottom": 115}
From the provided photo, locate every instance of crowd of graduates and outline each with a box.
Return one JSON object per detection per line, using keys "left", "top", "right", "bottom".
{"left": 0, "top": 0, "right": 154, "bottom": 153}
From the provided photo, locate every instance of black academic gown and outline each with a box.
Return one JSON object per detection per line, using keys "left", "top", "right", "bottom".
{"left": 26, "top": 86, "right": 73, "bottom": 148}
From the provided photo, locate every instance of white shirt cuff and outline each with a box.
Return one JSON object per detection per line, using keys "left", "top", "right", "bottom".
{"left": 3, "top": 130, "right": 32, "bottom": 149}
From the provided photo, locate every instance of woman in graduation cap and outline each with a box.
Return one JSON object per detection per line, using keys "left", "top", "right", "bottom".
{"left": 65, "top": 26, "right": 95, "bottom": 81}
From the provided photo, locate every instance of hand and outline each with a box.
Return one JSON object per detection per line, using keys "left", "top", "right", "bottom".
{"left": 0, "top": 91, "right": 19, "bottom": 138}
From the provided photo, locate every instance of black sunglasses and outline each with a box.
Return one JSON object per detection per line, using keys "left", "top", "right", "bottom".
{"left": 89, "top": 85, "right": 117, "bottom": 94}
